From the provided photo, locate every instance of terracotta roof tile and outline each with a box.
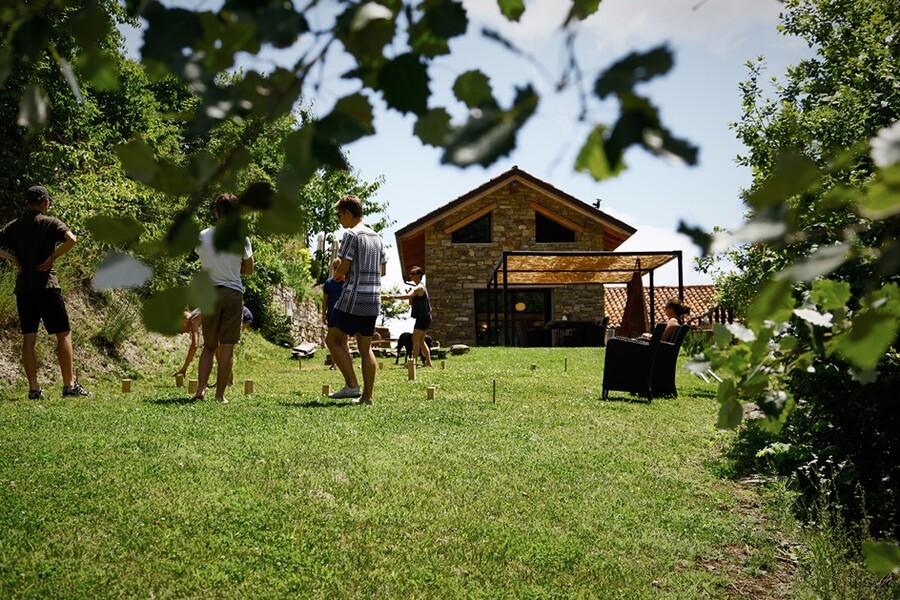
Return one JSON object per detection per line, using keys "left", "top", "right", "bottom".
{"left": 604, "top": 285, "right": 719, "bottom": 328}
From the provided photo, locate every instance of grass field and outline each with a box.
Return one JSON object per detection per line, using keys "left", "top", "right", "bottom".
{"left": 0, "top": 335, "right": 794, "bottom": 598}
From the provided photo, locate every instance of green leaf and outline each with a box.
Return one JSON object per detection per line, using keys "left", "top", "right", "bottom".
{"left": 862, "top": 540, "right": 900, "bottom": 577}
{"left": 811, "top": 279, "right": 851, "bottom": 311}
{"left": 644, "top": 128, "right": 698, "bottom": 166}
{"left": 165, "top": 212, "right": 201, "bottom": 257}
{"left": 778, "top": 335, "right": 799, "bottom": 351}
{"left": 213, "top": 214, "right": 250, "bottom": 255}
{"left": 76, "top": 48, "right": 120, "bottom": 91}
{"left": 712, "top": 323, "right": 733, "bottom": 347}
{"left": 859, "top": 166, "right": 900, "bottom": 219}
{"left": 256, "top": 4, "right": 309, "bottom": 49}
{"left": 0, "top": 43, "right": 13, "bottom": 87}
{"left": 12, "top": 16, "right": 49, "bottom": 64}
{"left": 836, "top": 309, "right": 900, "bottom": 370}
{"left": 69, "top": 3, "right": 111, "bottom": 50}
{"left": 337, "top": 2, "right": 395, "bottom": 61}
{"left": 316, "top": 93, "right": 375, "bottom": 145}
{"left": 565, "top": 0, "right": 601, "bottom": 23}
{"left": 143, "top": 287, "right": 189, "bottom": 335}
{"left": 575, "top": 125, "right": 626, "bottom": 181}
{"left": 423, "top": 0, "right": 468, "bottom": 38}
{"left": 453, "top": 70, "right": 495, "bottom": 109}
{"left": 594, "top": 45, "right": 673, "bottom": 99}
{"left": 414, "top": 108, "right": 452, "bottom": 147}
{"left": 91, "top": 251, "right": 153, "bottom": 290}
{"left": 116, "top": 138, "right": 159, "bottom": 184}
{"left": 240, "top": 182, "right": 274, "bottom": 211}
{"left": 716, "top": 379, "right": 742, "bottom": 429}
{"left": 784, "top": 243, "right": 849, "bottom": 282}
{"left": 746, "top": 151, "right": 821, "bottom": 209}
{"left": 793, "top": 308, "right": 833, "bottom": 328}
{"left": 748, "top": 278, "right": 795, "bottom": 328}
{"left": 497, "top": 0, "right": 526, "bottom": 22}
{"left": 378, "top": 53, "right": 429, "bottom": 115}
{"left": 442, "top": 85, "right": 538, "bottom": 167}
{"left": 17, "top": 83, "right": 48, "bottom": 130}
{"left": 186, "top": 270, "right": 217, "bottom": 315}
{"left": 257, "top": 192, "right": 303, "bottom": 236}
{"left": 677, "top": 222, "right": 712, "bottom": 256}
{"left": 85, "top": 215, "right": 145, "bottom": 245}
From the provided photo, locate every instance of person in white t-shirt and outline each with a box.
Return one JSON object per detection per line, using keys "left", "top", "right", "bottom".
{"left": 193, "top": 193, "right": 253, "bottom": 403}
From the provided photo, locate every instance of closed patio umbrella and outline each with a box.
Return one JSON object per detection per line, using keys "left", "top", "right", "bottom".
{"left": 619, "top": 261, "right": 648, "bottom": 338}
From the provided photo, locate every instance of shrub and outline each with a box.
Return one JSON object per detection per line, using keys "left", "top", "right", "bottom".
{"left": 727, "top": 353, "right": 900, "bottom": 540}
{"left": 91, "top": 294, "right": 139, "bottom": 353}
{"left": 0, "top": 269, "right": 17, "bottom": 329}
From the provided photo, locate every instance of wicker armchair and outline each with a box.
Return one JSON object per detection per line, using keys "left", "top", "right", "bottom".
{"left": 515, "top": 319, "right": 546, "bottom": 347}
{"left": 601, "top": 323, "right": 666, "bottom": 401}
{"left": 651, "top": 324, "right": 691, "bottom": 398}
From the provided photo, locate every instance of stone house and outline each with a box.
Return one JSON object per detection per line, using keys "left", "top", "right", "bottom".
{"left": 394, "top": 166, "right": 637, "bottom": 346}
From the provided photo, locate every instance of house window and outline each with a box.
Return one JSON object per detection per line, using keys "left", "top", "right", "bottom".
{"left": 535, "top": 212, "right": 575, "bottom": 243}
{"left": 452, "top": 212, "right": 491, "bottom": 244}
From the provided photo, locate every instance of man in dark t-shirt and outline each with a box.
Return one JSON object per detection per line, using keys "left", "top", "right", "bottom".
{"left": 0, "top": 186, "right": 91, "bottom": 399}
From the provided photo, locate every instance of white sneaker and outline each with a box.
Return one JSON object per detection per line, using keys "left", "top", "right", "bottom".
{"left": 329, "top": 385, "right": 361, "bottom": 399}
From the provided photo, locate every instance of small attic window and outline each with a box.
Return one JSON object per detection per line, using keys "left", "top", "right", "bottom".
{"left": 536, "top": 212, "right": 575, "bottom": 243}
{"left": 452, "top": 212, "right": 492, "bottom": 243}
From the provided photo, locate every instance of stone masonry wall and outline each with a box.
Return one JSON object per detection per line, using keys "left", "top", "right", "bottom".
{"left": 272, "top": 285, "right": 328, "bottom": 347}
{"left": 425, "top": 180, "right": 606, "bottom": 345}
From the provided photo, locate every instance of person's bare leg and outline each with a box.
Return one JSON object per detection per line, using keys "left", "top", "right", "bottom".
{"left": 56, "top": 331, "right": 74, "bottom": 387}
{"left": 196, "top": 346, "right": 216, "bottom": 399}
{"left": 23, "top": 333, "right": 39, "bottom": 391}
{"left": 357, "top": 335, "right": 376, "bottom": 403}
{"left": 326, "top": 327, "right": 358, "bottom": 389}
{"left": 215, "top": 343, "right": 234, "bottom": 402}
{"left": 412, "top": 329, "right": 432, "bottom": 367}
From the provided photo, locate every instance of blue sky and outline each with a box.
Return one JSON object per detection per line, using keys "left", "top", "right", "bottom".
{"left": 299, "top": 0, "right": 811, "bottom": 288}
{"left": 125, "top": 0, "right": 812, "bottom": 291}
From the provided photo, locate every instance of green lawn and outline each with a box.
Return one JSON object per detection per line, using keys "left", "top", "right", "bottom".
{"left": 0, "top": 336, "right": 787, "bottom": 598}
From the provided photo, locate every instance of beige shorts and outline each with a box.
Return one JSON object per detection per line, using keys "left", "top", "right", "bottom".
{"left": 201, "top": 287, "right": 244, "bottom": 349}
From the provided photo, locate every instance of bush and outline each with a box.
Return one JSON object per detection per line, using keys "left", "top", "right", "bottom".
{"left": 726, "top": 353, "right": 900, "bottom": 540}
{"left": 0, "top": 269, "right": 17, "bottom": 329}
{"left": 681, "top": 328, "right": 712, "bottom": 357}
{"left": 91, "top": 293, "right": 139, "bottom": 354}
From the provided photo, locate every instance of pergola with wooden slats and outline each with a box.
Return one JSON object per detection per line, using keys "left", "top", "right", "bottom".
{"left": 486, "top": 250, "right": 684, "bottom": 346}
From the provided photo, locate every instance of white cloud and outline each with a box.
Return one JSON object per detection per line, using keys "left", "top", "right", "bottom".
{"left": 463, "top": 0, "right": 784, "bottom": 55}
{"left": 614, "top": 223, "right": 713, "bottom": 286}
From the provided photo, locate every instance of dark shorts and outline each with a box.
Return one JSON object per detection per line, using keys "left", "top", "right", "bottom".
{"left": 201, "top": 287, "right": 244, "bottom": 348}
{"left": 332, "top": 309, "right": 377, "bottom": 337}
{"left": 17, "top": 289, "right": 70, "bottom": 335}
{"left": 413, "top": 314, "right": 432, "bottom": 332}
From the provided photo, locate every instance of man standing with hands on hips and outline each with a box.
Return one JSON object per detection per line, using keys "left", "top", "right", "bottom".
{"left": 0, "top": 185, "right": 91, "bottom": 399}
{"left": 325, "top": 195, "right": 386, "bottom": 405}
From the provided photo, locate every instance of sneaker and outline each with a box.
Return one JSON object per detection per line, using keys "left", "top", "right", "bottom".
{"left": 352, "top": 397, "right": 373, "bottom": 405}
{"left": 62, "top": 382, "right": 92, "bottom": 397}
{"left": 329, "top": 385, "right": 362, "bottom": 399}
{"left": 28, "top": 388, "right": 44, "bottom": 400}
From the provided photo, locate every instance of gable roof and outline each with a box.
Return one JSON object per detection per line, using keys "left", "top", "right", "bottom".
{"left": 394, "top": 166, "right": 637, "bottom": 276}
{"left": 604, "top": 284, "right": 718, "bottom": 327}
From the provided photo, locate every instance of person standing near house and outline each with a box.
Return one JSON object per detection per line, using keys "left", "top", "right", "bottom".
{"left": 0, "top": 185, "right": 91, "bottom": 399}
{"left": 193, "top": 193, "right": 254, "bottom": 403}
{"left": 322, "top": 257, "right": 346, "bottom": 371}
{"left": 382, "top": 265, "right": 432, "bottom": 367}
{"left": 325, "top": 195, "right": 386, "bottom": 404}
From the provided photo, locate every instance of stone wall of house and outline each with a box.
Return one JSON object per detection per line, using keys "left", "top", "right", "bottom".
{"left": 272, "top": 285, "right": 328, "bottom": 347}
{"left": 424, "top": 180, "right": 606, "bottom": 345}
